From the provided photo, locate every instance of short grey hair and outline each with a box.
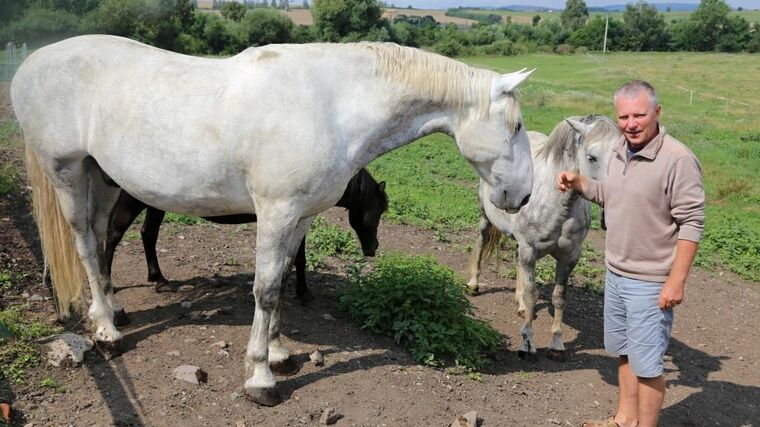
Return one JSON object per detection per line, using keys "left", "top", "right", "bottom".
{"left": 614, "top": 80, "right": 659, "bottom": 109}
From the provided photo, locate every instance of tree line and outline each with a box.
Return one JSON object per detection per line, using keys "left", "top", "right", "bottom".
{"left": 1, "top": 0, "right": 758, "bottom": 57}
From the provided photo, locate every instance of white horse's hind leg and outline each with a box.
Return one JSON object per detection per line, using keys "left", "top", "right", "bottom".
{"left": 243, "top": 209, "right": 303, "bottom": 406}
{"left": 267, "top": 216, "right": 314, "bottom": 375}
{"left": 547, "top": 253, "right": 579, "bottom": 361}
{"left": 48, "top": 160, "right": 121, "bottom": 345}
{"left": 87, "top": 163, "right": 125, "bottom": 326}
{"left": 466, "top": 214, "right": 493, "bottom": 293}
{"left": 516, "top": 246, "right": 538, "bottom": 361}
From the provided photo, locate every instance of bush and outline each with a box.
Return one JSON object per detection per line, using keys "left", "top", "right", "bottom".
{"left": 481, "top": 39, "right": 517, "bottom": 56}
{"left": 555, "top": 43, "right": 574, "bottom": 54}
{"left": 339, "top": 252, "right": 503, "bottom": 370}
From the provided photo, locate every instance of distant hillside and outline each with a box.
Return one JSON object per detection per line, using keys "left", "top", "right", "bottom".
{"left": 602, "top": 3, "right": 699, "bottom": 11}
{"left": 495, "top": 3, "right": 700, "bottom": 12}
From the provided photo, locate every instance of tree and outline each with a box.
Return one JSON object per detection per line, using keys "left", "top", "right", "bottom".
{"left": 561, "top": 0, "right": 588, "bottom": 32}
{"left": 234, "top": 7, "right": 293, "bottom": 47}
{"left": 672, "top": 0, "right": 751, "bottom": 52}
{"left": 569, "top": 15, "right": 623, "bottom": 50}
{"left": 220, "top": 1, "right": 247, "bottom": 21}
{"left": 621, "top": 1, "right": 668, "bottom": 51}
{"left": 302, "top": 0, "right": 309, "bottom": 8}
{"left": 311, "top": 0, "right": 385, "bottom": 42}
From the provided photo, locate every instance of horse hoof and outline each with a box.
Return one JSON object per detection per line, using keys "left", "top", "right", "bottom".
{"left": 113, "top": 309, "right": 130, "bottom": 327}
{"left": 518, "top": 350, "right": 538, "bottom": 362}
{"left": 95, "top": 339, "right": 123, "bottom": 360}
{"left": 546, "top": 349, "right": 567, "bottom": 362}
{"left": 154, "top": 282, "right": 175, "bottom": 293}
{"left": 298, "top": 291, "right": 316, "bottom": 307}
{"left": 270, "top": 357, "right": 299, "bottom": 376}
{"left": 246, "top": 386, "right": 282, "bottom": 407}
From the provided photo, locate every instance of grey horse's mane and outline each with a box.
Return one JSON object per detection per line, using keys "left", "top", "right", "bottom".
{"left": 365, "top": 43, "right": 520, "bottom": 122}
{"left": 535, "top": 115, "right": 619, "bottom": 168}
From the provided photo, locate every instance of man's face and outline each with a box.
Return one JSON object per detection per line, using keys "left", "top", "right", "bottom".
{"left": 615, "top": 91, "right": 661, "bottom": 148}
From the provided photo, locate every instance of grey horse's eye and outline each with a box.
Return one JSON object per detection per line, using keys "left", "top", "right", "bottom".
{"left": 586, "top": 154, "right": 598, "bottom": 163}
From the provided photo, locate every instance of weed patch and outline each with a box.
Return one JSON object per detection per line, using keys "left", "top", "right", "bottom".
{"left": 305, "top": 216, "right": 362, "bottom": 270}
{"left": 339, "top": 252, "right": 503, "bottom": 371}
{"left": 0, "top": 163, "right": 19, "bottom": 195}
{"left": 0, "top": 305, "right": 61, "bottom": 384}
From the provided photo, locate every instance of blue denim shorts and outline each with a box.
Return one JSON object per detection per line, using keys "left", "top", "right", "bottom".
{"left": 604, "top": 269, "right": 674, "bottom": 378}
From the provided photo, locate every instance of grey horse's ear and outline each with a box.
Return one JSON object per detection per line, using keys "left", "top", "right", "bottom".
{"left": 565, "top": 118, "right": 590, "bottom": 136}
{"left": 490, "top": 68, "right": 536, "bottom": 99}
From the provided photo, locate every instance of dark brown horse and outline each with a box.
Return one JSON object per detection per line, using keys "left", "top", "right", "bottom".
{"left": 105, "top": 168, "right": 387, "bottom": 303}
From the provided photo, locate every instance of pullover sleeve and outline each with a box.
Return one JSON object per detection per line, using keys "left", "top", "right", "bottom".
{"left": 580, "top": 178, "right": 605, "bottom": 207}
{"left": 670, "top": 155, "right": 705, "bottom": 242}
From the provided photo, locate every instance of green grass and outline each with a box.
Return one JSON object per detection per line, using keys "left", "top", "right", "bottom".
{"left": 367, "top": 134, "right": 480, "bottom": 231}
{"left": 367, "top": 52, "right": 760, "bottom": 282}
{"left": 305, "top": 216, "right": 362, "bottom": 270}
{"left": 0, "top": 302, "right": 62, "bottom": 384}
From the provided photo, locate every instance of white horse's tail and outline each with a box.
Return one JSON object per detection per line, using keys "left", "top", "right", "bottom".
{"left": 25, "top": 146, "right": 86, "bottom": 318}
{"left": 481, "top": 225, "right": 504, "bottom": 273}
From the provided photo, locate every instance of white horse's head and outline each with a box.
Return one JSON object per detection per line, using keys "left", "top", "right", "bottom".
{"left": 455, "top": 69, "right": 534, "bottom": 213}
{"left": 565, "top": 116, "right": 621, "bottom": 182}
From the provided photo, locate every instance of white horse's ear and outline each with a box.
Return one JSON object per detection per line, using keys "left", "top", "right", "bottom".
{"left": 490, "top": 68, "right": 536, "bottom": 100}
{"left": 565, "top": 118, "right": 590, "bottom": 136}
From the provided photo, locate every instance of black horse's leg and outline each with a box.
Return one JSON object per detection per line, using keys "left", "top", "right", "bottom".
{"left": 294, "top": 238, "right": 314, "bottom": 305}
{"left": 141, "top": 207, "right": 172, "bottom": 292}
{"left": 105, "top": 191, "right": 148, "bottom": 326}
{"left": 106, "top": 192, "right": 147, "bottom": 279}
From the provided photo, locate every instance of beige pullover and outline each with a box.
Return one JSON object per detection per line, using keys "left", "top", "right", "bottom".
{"left": 581, "top": 126, "right": 705, "bottom": 282}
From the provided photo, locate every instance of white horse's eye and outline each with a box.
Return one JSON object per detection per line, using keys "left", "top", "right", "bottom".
{"left": 586, "top": 154, "right": 598, "bottom": 163}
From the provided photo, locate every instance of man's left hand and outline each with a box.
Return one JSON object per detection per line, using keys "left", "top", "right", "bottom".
{"left": 659, "top": 278, "right": 685, "bottom": 310}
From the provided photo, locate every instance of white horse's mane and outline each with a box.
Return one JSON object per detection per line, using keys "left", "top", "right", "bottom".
{"left": 535, "top": 114, "right": 618, "bottom": 169}
{"left": 364, "top": 43, "right": 519, "bottom": 122}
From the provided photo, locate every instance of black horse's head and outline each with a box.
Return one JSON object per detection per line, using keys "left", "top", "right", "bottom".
{"left": 341, "top": 169, "right": 388, "bottom": 257}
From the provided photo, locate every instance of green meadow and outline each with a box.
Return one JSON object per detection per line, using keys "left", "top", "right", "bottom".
{"left": 367, "top": 51, "right": 760, "bottom": 281}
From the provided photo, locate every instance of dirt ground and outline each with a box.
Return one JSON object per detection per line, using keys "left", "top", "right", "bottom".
{"left": 1, "top": 81, "right": 758, "bottom": 427}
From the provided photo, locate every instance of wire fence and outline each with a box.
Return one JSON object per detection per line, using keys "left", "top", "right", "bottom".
{"left": 1, "top": 42, "right": 28, "bottom": 81}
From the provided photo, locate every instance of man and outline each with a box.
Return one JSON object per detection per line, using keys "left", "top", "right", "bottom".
{"left": 557, "top": 80, "right": 705, "bottom": 427}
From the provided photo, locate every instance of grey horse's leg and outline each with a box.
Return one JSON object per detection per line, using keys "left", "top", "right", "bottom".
{"left": 243, "top": 210, "right": 311, "bottom": 406}
{"left": 547, "top": 251, "right": 580, "bottom": 361}
{"left": 517, "top": 245, "right": 539, "bottom": 362}
{"left": 466, "top": 213, "right": 494, "bottom": 294}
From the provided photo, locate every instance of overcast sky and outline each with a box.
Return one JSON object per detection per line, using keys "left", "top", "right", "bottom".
{"left": 397, "top": 1, "right": 758, "bottom": 10}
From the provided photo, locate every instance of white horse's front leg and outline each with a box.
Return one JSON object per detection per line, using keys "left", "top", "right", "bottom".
{"left": 267, "top": 216, "right": 314, "bottom": 375}
{"left": 547, "top": 252, "right": 579, "bottom": 361}
{"left": 516, "top": 246, "right": 539, "bottom": 362}
{"left": 243, "top": 211, "right": 303, "bottom": 406}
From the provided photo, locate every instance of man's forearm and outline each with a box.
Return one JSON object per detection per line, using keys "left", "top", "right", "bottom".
{"left": 669, "top": 239, "right": 699, "bottom": 285}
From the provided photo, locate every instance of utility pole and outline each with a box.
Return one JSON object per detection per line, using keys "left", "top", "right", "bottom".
{"left": 603, "top": 13, "right": 609, "bottom": 53}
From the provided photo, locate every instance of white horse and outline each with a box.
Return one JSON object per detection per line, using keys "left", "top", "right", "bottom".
{"left": 466, "top": 115, "right": 620, "bottom": 361}
{"left": 12, "top": 35, "right": 534, "bottom": 405}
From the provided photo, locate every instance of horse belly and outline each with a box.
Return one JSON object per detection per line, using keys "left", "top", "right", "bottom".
{"left": 97, "top": 149, "right": 254, "bottom": 217}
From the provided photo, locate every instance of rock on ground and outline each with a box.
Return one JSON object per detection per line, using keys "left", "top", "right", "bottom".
{"left": 45, "top": 333, "right": 93, "bottom": 367}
